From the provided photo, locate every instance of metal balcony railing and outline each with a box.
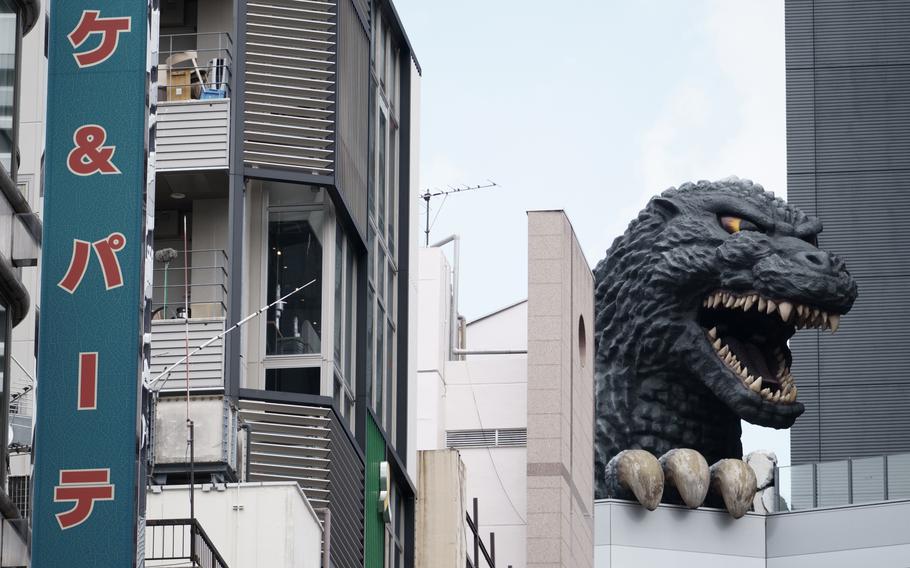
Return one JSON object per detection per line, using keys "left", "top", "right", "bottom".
{"left": 159, "top": 33, "right": 233, "bottom": 102}
{"left": 146, "top": 518, "right": 229, "bottom": 568}
{"left": 775, "top": 451, "right": 910, "bottom": 512}
{"left": 153, "top": 249, "right": 228, "bottom": 320}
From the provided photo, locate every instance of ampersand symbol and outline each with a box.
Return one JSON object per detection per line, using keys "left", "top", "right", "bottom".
{"left": 67, "top": 125, "right": 120, "bottom": 176}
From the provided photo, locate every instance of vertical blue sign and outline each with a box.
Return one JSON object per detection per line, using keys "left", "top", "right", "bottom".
{"left": 33, "top": 1, "right": 155, "bottom": 566}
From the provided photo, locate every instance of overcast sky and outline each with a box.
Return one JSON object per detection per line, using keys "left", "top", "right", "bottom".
{"left": 395, "top": 0, "right": 791, "bottom": 464}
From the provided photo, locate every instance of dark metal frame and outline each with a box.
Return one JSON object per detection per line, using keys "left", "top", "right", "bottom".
{"left": 146, "top": 518, "right": 230, "bottom": 568}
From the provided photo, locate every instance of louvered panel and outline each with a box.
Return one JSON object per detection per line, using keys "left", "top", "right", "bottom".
{"left": 446, "top": 428, "right": 528, "bottom": 449}
{"left": 156, "top": 100, "right": 230, "bottom": 171}
{"left": 497, "top": 428, "right": 528, "bottom": 448}
{"left": 238, "top": 397, "right": 363, "bottom": 568}
{"left": 244, "top": 0, "right": 335, "bottom": 173}
{"left": 150, "top": 318, "right": 225, "bottom": 392}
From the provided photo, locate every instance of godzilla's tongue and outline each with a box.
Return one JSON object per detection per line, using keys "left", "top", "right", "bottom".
{"left": 723, "top": 336, "right": 776, "bottom": 386}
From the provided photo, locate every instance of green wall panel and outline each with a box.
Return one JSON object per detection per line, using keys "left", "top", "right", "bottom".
{"left": 365, "top": 414, "right": 387, "bottom": 567}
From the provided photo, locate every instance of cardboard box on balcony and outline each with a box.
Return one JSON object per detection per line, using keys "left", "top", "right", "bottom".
{"left": 167, "top": 69, "right": 192, "bottom": 101}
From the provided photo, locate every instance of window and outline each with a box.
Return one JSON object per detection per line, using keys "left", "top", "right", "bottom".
{"left": 367, "top": 3, "right": 402, "bottom": 437}
{"left": 266, "top": 209, "right": 324, "bottom": 356}
{"left": 0, "top": 0, "right": 19, "bottom": 176}
{"left": 265, "top": 367, "right": 320, "bottom": 395}
{"left": 333, "top": 225, "right": 356, "bottom": 426}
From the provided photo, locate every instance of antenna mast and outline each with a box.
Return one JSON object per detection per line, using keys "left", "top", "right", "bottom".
{"left": 420, "top": 181, "right": 499, "bottom": 246}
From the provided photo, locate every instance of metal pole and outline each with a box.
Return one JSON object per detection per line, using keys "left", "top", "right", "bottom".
{"left": 489, "top": 531, "right": 495, "bottom": 568}
{"left": 773, "top": 465, "right": 779, "bottom": 512}
{"left": 473, "top": 498, "right": 479, "bottom": 568}
{"left": 847, "top": 459, "right": 853, "bottom": 505}
{"left": 189, "top": 419, "right": 195, "bottom": 521}
{"left": 812, "top": 462, "right": 818, "bottom": 508}
{"left": 883, "top": 454, "right": 889, "bottom": 500}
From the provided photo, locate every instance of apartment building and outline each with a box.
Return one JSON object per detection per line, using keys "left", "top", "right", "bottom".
{"left": 145, "top": 0, "right": 421, "bottom": 566}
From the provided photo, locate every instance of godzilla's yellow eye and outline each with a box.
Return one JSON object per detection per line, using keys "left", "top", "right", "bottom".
{"left": 720, "top": 216, "right": 760, "bottom": 234}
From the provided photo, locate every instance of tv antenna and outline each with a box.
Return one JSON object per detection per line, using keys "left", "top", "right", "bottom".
{"left": 420, "top": 181, "right": 499, "bottom": 246}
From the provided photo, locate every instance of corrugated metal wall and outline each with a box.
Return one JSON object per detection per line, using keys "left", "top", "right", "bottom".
{"left": 157, "top": 100, "right": 231, "bottom": 171}
{"left": 365, "top": 415, "right": 386, "bottom": 568}
{"left": 243, "top": 0, "right": 336, "bottom": 173}
{"left": 786, "top": 0, "right": 910, "bottom": 464}
{"left": 335, "top": 0, "right": 370, "bottom": 234}
{"left": 329, "top": 413, "right": 366, "bottom": 568}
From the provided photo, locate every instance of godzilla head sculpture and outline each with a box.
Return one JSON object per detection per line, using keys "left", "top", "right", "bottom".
{"left": 593, "top": 178, "right": 857, "bottom": 501}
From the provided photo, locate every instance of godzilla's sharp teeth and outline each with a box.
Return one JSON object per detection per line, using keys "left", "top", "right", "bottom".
{"left": 829, "top": 314, "right": 840, "bottom": 333}
{"left": 719, "top": 345, "right": 730, "bottom": 357}
{"left": 796, "top": 305, "right": 805, "bottom": 317}
{"left": 713, "top": 338, "right": 722, "bottom": 350}
{"left": 750, "top": 377, "right": 762, "bottom": 392}
{"left": 760, "top": 387, "right": 771, "bottom": 399}
{"left": 758, "top": 297, "right": 767, "bottom": 312}
{"left": 766, "top": 300, "right": 777, "bottom": 315}
{"left": 772, "top": 391, "right": 781, "bottom": 403}
{"left": 715, "top": 293, "right": 723, "bottom": 308}
{"left": 725, "top": 295, "right": 735, "bottom": 308}
{"left": 743, "top": 296, "right": 755, "bottom": 311}
{"left": 792, "top": 386, "right": 798, "bottom": 400}
{"left": 744, "top": 375, "right": 754, "bottom": 385}
{"left": 778, "top": 301, "right": 793, "bottom": 322}
{"left": 733, "top": 362, "right": 742, "bottom": 374}
{"left": 724, "top": 353, "right": 734, "bottom": 365}
{"left": 708, "top": 327, "right": 718, "bottom": 340}
{"left": 734, "top": 297, "right": 745, "bottom": 309}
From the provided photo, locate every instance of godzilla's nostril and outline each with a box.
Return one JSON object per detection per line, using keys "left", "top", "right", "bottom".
{"left": 799, "top": 251, "right": 829, "bottom": 268}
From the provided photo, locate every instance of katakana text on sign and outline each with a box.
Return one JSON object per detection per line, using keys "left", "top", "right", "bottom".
{"left": 53, "top": 469, "right": 116, "bottom": 530}
{"left": 67, "top": 10, "right": 131, "bottom": 68}
{"left": 58, "top": 232, "right": 127, "bottom": 293}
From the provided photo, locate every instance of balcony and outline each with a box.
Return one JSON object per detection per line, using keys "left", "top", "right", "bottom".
{"left": 157, "top": 33, "right": 233, "bottom": 172}
{"left": 146, "top": 518, "right": 229, "bottom": 568}
{"left": 776, "top": 452, "right": 910, "bottom": 511}
{"left": 151, "top": 249, "right": 228, "bottom": 393}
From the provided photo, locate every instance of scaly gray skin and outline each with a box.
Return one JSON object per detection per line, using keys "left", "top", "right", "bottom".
{"left": 593, "top": 179, "right": 857, "bottom": 499}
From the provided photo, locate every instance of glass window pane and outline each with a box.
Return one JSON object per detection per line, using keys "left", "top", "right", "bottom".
{"left": 366, "top": 286, "right": 374, "bottom": 406}
{"left": 386, "top": 321, "right": 393, "bottom": 430}
{"left": 367, "top": 224, "right": 375, "bottom": 284}
{"left": 266, "top": 210, "right": 324, "bottom": 355}
{"left": 387, "top": 263, "right": 394, "bottom": 318}
{"left": 378, "top": 113, "right": 387, "bottom": 237}
{"left": 344, "top": 243, "right": 355, "bottom": 383}
{"left": 378, "top": 246, "right": 386, "bottom": 304}
{"left": 333, "top": 227, "right": 343, "bottom": 367}
{"left": 265, "top": 367, "right": 320, "bottom": 395}
{"left": 368, "top": 80, "right": 376, "bottom": 220}
{"left": 388, "top": 125, "right": 397, "bottom": 258}
{"left": 0, "top": 0, "right": 18, "bottom": 174}
{"left": 376, "top": 305, "right": 385, "bottom": 416}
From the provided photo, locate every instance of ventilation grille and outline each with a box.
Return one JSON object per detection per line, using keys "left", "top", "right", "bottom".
{"left": 244, "top": 0, "right": 336, "bottom": 173}
{"left": 446, "top": 428, "right": 527, "bottom": 449}
{"left": 8, "top": 476, "right": 30, "bottom": 521}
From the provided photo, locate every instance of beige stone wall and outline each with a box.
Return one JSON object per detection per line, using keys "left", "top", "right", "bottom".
{"left": 415, "top": 450, "right": 468, "bottom": 568}
{"left": 526, "top": 211, "right": 595, "bottom": 568}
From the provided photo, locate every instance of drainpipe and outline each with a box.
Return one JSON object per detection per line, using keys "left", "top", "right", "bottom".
{"left": 452, "top": 348, "right": 527, "bottom": 356}
{"left": 430, "top": 235, "right": 460, "bottom": 360}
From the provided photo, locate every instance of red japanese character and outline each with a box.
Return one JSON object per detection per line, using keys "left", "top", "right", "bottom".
{"left": 67, "top": 125, "right": 119, "bottom": 176}
{"left": 58, "top": 233, "right": 126, "bottom": 293}
{"left": 78, "top": 352, "right": 98, "bottom": 410}
{"left": 54, "top": 469, "right": 115, "bottom": 530}
{"left": 67, "top": 10, "right": 131, "bottom": 68}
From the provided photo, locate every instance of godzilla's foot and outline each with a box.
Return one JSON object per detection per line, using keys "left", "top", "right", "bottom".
{"left": 605, "top": 450, "right": 663, "bottom": 510}
{"left": 709, "top": 459, "right": 758, "bottom": 519}
{"left": 660, "top": 449, "right": 710, "bottom": 508}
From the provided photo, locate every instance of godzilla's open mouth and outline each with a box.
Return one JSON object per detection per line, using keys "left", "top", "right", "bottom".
{"left": 697, "top": 291, "right": 841, "bottom": 405}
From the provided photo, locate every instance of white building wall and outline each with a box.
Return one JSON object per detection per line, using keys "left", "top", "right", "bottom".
{"left": 416, "top": 247, "right": 528, "bottom": 568}
{"left": 595, "top": 498, "right": 910, "bottom": 568}
{"left": 146, "top": 482, "right": 323, "bottom": 568}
